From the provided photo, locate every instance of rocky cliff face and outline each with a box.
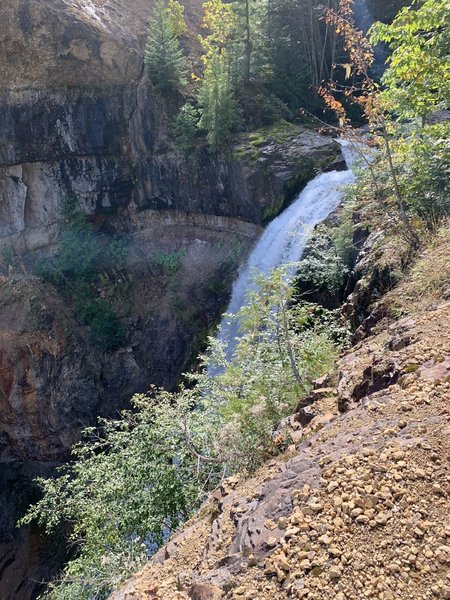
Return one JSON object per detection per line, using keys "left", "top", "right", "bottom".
{"left": 0, "top": 0, "right": 339, "bottom": 258}
{"left": 0, "top": 0, "right": 340, "bottom": 466}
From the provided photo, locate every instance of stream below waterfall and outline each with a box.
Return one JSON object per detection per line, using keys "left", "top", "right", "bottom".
{"left": 215, "top": 139, "right": 356, "bottom": 358}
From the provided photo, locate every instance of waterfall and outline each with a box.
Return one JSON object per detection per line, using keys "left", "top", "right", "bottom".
{"left": 353, "top": 0, "right": 388, "bottom": 76}
{"left": 214, "top": 139, "right": 356, "bottom": 361}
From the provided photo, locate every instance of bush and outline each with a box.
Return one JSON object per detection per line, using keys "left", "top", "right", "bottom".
{"left": 295, "top": 229, "right": 350, "bottom": 299}
{"left": 36, "top": 195, "right": 128, "bottom": 351}
{"left": 0, "top": 246, "right": 17, "bottom": 272}
{"left": 20, "top": 266, "right": 341, "bottom": 599}
{"left": 153, "top": 249, "right": 186, "bottom": 275}
{"left": 241, "top": 92, "right": 290, "bottom": 128}
{"left": 399, "top": 123, "right": 450, "bottom": 223}
{"left": 20, "top": 390, "right": 211, "bottom": 600}
{"left": 76, "top": 298, "right": 125, "bottom": 352}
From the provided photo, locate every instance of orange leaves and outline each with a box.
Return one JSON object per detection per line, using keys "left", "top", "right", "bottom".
{"left": 318, "top": 86, "right": 349, "bottom": 126}
{"left": 318, "top": 0, "right": 385, "bottom": 130}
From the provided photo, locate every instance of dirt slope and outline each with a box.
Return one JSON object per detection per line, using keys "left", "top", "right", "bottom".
{"left": 110, "top": 222, "right": 450, "bottom": 600}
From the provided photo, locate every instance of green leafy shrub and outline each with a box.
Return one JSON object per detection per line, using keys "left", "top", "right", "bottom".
{"left": 36, "top": 195, "right": 128, "bottom": 351}
{"left": 36, "top": 196, "right": 102, "bottom": 286}
{"left": 199, "top": 269, "right": 338, "bottom": 470}
{"left": 370, "top": 0, "right": 450, "bottom": 123}
{"left": 0, "top": 246, "right": 17, "bottom": 272}
{"left": 107, "top": 237, "right": 129, "bottom": 270}
{"left": 332, "top": 197, "right": 359, "bottom": 267}
{"left": 153, "top": 249, "right": 186, "bottom": 275}
{"left": 76, "top": 298, "right": 125, "bottom": 352}
{"left": 20, "top": 389, "right": 214, "bottom": 600}
{"left": 398, "top": 123, "right": 450, "bottom": 223}
{"left": 295, "top": 229, "right": 350, "bottom": 299}
{"left": 20, "top": 266, "right": 341, "bottom": 599}
{"left": 241, "top": 93, "right": 290, "bottom": 128}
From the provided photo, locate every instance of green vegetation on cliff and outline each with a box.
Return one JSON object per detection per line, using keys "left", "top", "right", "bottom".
{"left": 36, "top": 196, "right": 129, "bottom": 351}
{"left": 20, "top": 268, "right": 343, "bottom": 599}
{"left": 145, "top": 0, "right": 187, "bottom": 92}
{"left": 147, "top": 0, "right": 413, "bottom": 153}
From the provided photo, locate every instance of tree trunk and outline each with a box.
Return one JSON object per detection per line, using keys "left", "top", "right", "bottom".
{"left": 244, "top": 0, "right": 251, "bottom": 85}
{"left": 382, "top": 125, "right": 419, "bottom": 247}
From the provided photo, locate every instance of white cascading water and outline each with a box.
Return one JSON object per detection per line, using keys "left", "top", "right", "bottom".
{"left": 214, "top": 139, "right": 356, "bottom": 361}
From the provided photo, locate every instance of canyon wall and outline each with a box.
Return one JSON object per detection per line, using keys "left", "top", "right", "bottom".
{"left": 0, "top": 0, "right": 341, "bottom": 464}
{"left": 0, "top": 2, "right": 342, "bottom": 596}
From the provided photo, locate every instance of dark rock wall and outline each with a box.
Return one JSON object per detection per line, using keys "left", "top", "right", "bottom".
{"left": 0, "top": 463, "right": 67, "bottom": 600}
{"left": 0, "top": 0, "right": 341, "bottom": 466}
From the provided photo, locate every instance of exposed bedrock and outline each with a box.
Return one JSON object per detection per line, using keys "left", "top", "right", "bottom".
{"left": 0, "top": 0, "right": 341, "bottom": 464}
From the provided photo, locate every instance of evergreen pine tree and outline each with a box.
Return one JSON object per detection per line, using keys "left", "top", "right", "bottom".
{"left": 197, "top": 0, "right": 239, "bottom": 151}
{"left": 145, "top": 0, "right": 187, "bottom": 92}
{"left": 198, "top": 53, "right": 238, "bottom": 152}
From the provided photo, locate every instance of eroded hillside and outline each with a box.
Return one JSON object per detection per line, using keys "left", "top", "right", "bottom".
{"left": 111, "top": 222, "right": 450, "bottom": 600}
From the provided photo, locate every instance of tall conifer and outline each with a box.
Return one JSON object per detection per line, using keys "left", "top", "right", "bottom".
{"left": 145, "top": 0, "right": 187, "bottom": 92}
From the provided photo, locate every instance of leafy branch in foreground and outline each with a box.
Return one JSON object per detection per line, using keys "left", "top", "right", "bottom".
{"left": 20, "top": 266, "right": 343, "bottom": 600}
{"left": 318, "top": 0, "right": 419, "bottom": 247}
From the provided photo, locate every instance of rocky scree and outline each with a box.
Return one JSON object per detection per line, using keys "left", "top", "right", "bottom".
{"left": 110, "top": 223, "right": 450, "bottom": 600}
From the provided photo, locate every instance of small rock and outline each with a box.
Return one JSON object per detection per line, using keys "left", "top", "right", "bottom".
{"left": 329, "top": 566, "right": 342, "bottom": 579}
{"left": 189, "top": 583, "right": 223, "bottom": 600}
{"left": 285, "top": 526, "right": 300, "bottom": 538}
{"left": 319, "top": 455, "right": 333, "bottom": 466}
{"left": 356, "top": 515, "right": 369, "bottom": 524}
{"left": 297, "top": 407, "right": 315, "bottom": 426}
{"left": 299, "top": 559, "right": 311, "bottom": 571}
{"left": 318, "top": 534, "right": 332, "bottom": 545}
{"left": 375, "top": 513, "right": 389, "bottom": 525}
{"left": 327, "top": 481, "right": 339, "bottom": 493}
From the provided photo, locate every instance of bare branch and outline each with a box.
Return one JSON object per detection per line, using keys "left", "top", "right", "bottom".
{"left": 182, "top": 415, "right": 223, "bottom": 464}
